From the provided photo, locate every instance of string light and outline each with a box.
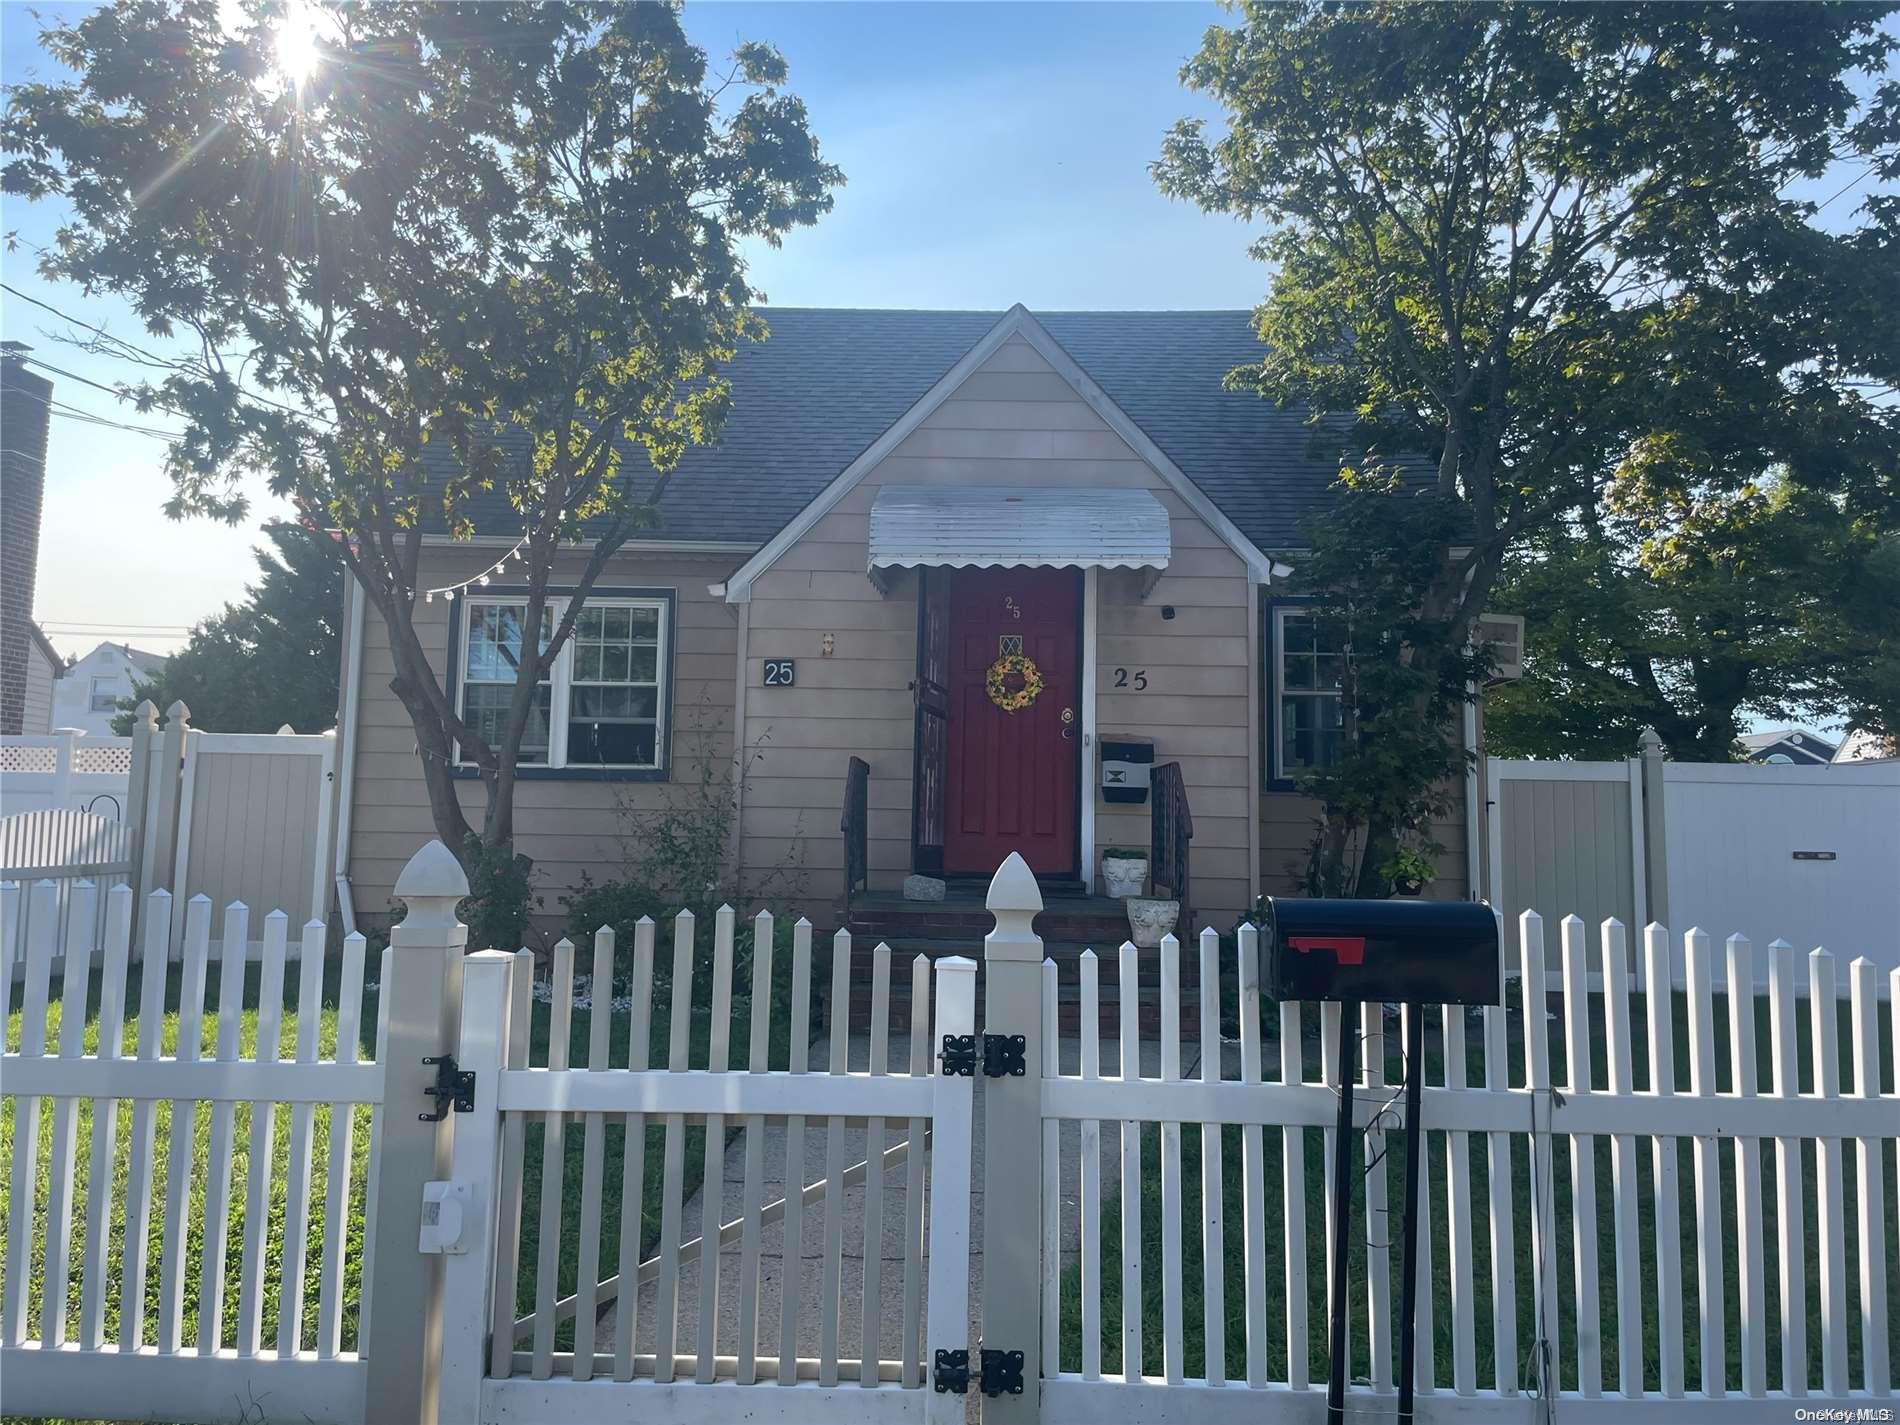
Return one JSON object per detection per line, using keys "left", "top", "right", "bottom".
{"left": 420, "top": 535, "right": 529, "bottom": 603}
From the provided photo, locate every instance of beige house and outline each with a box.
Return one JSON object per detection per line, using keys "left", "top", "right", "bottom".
{"left": 333, "top": 306, "right": 1480, "bottom": 932}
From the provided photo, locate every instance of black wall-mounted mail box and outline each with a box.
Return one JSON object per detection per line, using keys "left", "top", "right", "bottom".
{"left": 1257, "top": 897, "right": 1501, "bottom": 1006}
{"left": 1099, "top": 737, "right": 1154, "bottom": 804}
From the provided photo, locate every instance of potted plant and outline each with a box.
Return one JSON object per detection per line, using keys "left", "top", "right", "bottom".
{"left": 1381, "top": 846, "right": 1437, "bottom": 898}
{"left": 1100, "top": 846, "right": 1148, "bottom": 898}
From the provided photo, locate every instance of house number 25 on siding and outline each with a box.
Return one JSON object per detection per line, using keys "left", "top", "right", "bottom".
{"left": 1113, "top": 668, "right": 1148, "bottom": 690}
{"left": 763, "top": 659, "right": 796, "bottom": 686}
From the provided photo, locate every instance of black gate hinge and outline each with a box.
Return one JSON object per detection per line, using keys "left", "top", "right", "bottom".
{"left": 980, "top": 1347, "right": 1025, "bottom": 1397}
{"left": 420, "top": 1054, "right": 475, "bottom": 1122}
{"left": 933, "top": 1347, "right": 970, "bottom": 1394}
{"left": 982, "top": 1033, "right": 1026, "bottom": 1078}
{"left": 940, "top": 1032, "right": 1026, "bottom": 1078}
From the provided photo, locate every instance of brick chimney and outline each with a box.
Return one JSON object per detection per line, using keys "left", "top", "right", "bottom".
{"left": 2, "top": 342, "right": 52, "bottom": 736}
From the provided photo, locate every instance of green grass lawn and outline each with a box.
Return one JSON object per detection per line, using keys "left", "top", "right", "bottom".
{"left": 1, "top": 920, "right": 807, "bottom": 1425}
{"left": 1059, "top": 990, "right": 1900, "bottom": 1396}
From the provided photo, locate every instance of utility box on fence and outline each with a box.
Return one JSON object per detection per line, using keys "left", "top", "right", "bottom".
{"left": 1257, "top": 896, "right": 1500, "bottom": 1006}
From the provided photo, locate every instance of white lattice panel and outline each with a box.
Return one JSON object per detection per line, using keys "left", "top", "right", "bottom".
{"left": 73, "top": 745, "right": 133, "bottom": 774}
{"left": 0, "top": 746, "right": 57, "bottom": 774}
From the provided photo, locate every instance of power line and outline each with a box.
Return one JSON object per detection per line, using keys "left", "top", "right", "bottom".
{"left": 1, "top": 369, "right": 186, "bottom": 441}
{"left": 1812, "top": 165, "right": 1876, "bottom": 215}
{"left": 2, "top": 280, "right": 334, "bottom": 424}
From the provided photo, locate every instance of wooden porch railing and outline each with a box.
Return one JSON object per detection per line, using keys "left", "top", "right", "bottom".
{"left": 841, "top": 755, "right": 869, "bottom": 907}
{"left": 1150, "top": 759, "right": 1193, "bottom": 931}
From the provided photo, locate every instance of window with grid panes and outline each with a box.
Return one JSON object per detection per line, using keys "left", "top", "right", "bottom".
{"left": 565, "top": 602, "right": 665, "bottom": 768}
{"left": 1274, "top": 607, "right": 1345, "bottom": 777}
{"left": 454, "top": 594, "right": 669, "bottom": 772}
{"left": 459, "top": 602, "right": 553, "bottom": 763}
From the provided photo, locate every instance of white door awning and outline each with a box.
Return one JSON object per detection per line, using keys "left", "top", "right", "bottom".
{"left": 867, "top": 486, "right": 1171, "bottom": 573}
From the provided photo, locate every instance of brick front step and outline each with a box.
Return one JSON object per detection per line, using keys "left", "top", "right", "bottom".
{"left": 841, "top": 889, "right": 1141, "bottom": 950}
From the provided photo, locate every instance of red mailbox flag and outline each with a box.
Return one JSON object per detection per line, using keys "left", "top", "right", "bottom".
{"left": 1287, "top": 935, "right": 1366, "bottom": 966}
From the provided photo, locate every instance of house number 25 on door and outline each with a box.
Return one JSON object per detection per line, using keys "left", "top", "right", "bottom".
{"left": 1113, "top": 668, "right": 1148, "bottom": 690}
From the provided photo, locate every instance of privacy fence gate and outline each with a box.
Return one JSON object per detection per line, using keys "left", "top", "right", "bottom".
{"left": 2, "top": 841, "right": 1896, "bottom": 1425}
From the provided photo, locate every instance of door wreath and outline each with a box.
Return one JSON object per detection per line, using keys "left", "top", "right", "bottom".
{"left": 986, "top": 653, "right": 1045, "bottom": 713}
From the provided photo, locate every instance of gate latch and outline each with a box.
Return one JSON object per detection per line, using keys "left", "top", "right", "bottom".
{"left": 420, "top": 1054, "right": 476, "bottom": 1122}
{"left": 933, "top": 1347, "right": 970, "bottom": 1394}
{"left": 940, "top": 1034, "right": 978, "bottom": 1077}
{"left": 980, "top": 1347, "right": 1025, "bottom": 1397}
{"left": 940, "top": 1033, "right": 1027, "bottom": 1078}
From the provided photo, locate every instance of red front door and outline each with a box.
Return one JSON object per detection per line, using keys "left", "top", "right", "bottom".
{"left": 943, "top": 567, "right": 1081, "bottom": 876}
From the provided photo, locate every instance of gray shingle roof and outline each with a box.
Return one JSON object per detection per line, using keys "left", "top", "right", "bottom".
{"left": 446, "top": 308, "right": 1371, "bottom": 553}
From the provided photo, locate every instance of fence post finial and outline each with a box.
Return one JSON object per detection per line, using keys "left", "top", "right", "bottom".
{"left": 1637, "top": 726, "right": 1663, "bottom": 756}
{"left": 394, "top": 838, "right": 470, "bottom": 933}
{"left": 132, "top": 699, "right": 158, "bottom": 731}
{"left": 163, "top": 700, "right": 191, "bottom": 730}
{"left": 985, "top": 850, "right": 1042, "bottom": 949}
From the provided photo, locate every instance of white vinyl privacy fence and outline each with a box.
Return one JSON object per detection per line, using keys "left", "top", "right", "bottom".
{"left": 1489, "top": 738, "right": 1900, "bottom": 979}
{"left": 0, "top": 702, "right": 336, "bottom": 953}
{"left": 2, "top": 842, "right": 1895, "bottom": 1425}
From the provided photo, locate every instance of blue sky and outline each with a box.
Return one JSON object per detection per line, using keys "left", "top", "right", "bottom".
{"left": 1, "top": 1, "right": 1257, "bottom": 655}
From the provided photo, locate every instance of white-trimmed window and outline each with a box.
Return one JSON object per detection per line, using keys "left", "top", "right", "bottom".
{"left": 1272, "top": 607, "right": 1345, "bottom": 778}
{"left": 565, "top": 602, "right": 665, "bottom": 769}
{"left": 456, "top": 593, "right": 670, "bottom": 772}
{"left": 89, "top": 676, "right": 118, "bottom": 713}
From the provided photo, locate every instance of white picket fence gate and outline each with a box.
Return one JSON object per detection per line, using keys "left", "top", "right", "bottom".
{"left": 1, "top": 843, "right": 1895, "bottom": 1425}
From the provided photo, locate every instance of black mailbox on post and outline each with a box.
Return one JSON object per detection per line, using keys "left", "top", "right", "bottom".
{"left": 1258, "top": 896, "right": 1500, "bottom": 1007}
{"left": 1261, "top": 896, "right": 1502, "bottom": 1425}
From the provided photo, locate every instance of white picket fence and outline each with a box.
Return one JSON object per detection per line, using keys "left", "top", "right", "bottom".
{"left": 467, "top": 917, "right": 978, "bottom": 1425}
{"left": 0, "top": 807, "right": 135, "bottom": 949}
{"left": 1, "top": 842, "right": 1895, "bottom": 1425}
{"left": 1038, "top": 913, "right": 1899, "bottom": 1423}
{"left": 0, "top": 877, "right": 387, "bottom": 1423}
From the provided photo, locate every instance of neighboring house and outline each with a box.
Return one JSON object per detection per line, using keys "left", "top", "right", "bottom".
{"left": 20, "top": 620, "right": 62, "bottom": 735}
{"left": 1738, "top": 727, "right": 1838, "bottom": 766}
{"left": 332, "top": 306, "right": 1485, "bottom": 927}
{"left": 1832, "top": 726, "right": 1896, "bottom": 764}
{"left": 51, "top": 641, "right": 168, "bottom": 737}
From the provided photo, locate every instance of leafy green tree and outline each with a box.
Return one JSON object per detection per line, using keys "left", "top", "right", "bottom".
{"left": 1489, "top": 485, "right": 1900, "bottom": 763}
{"left": 111, "top": 522, "right": 344, "bottom": 736}
{"left": 1156, "top": 0, "right": 1898, "bottom": 893}
{"left": 4, "top": 1, "right": 840, "bottom": 944}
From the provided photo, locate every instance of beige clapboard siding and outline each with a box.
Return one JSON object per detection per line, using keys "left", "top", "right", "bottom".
{"left": 1258, "top": 785, "right": 1470, "bottom": 898}
{"left": 740, "top": 334, "right": 1258, "bottom": 919}
{"left": 345, "top": 548, "right": 744, "bottom": 916}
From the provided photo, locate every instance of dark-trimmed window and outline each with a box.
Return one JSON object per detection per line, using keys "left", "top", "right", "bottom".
{"left": 454, "top": 592, "right": 671, "bottom": 773}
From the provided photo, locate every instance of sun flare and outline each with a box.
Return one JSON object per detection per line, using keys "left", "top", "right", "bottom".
{"left": 273, "top": 0, "right": 324, "bottom": 87}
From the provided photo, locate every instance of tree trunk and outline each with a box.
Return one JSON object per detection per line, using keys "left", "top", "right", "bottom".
{"left": 377, "top": 595, "right": 479, "bottom": 862}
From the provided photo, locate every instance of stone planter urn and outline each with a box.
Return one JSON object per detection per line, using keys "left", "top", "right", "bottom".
{"left": 1101, "top": 851, "right": 1148, "bottom": 899}
{"left": 1126, "top": 896, "right": 1180, "bottom": 949}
